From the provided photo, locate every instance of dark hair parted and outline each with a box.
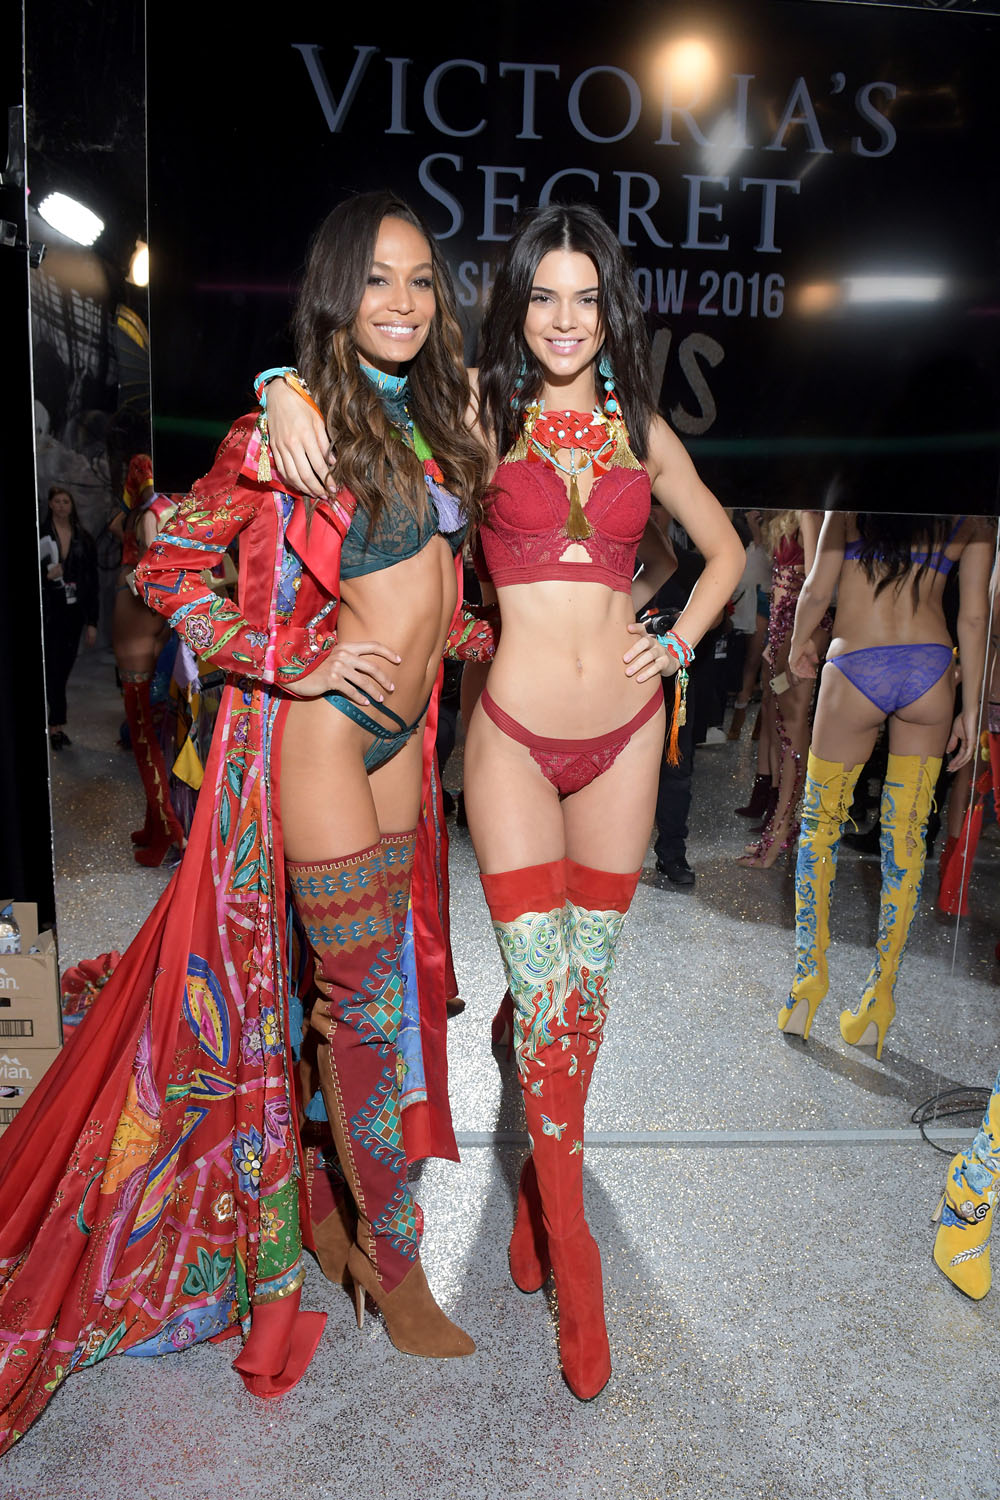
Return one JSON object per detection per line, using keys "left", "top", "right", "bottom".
{"left": 854, "top": 512, "right": 954, "bottom": 606}
{"left": 293, "top": 191, "right": 489, "bottom": 527}
{"left": 45, "top": 486, "right": 81, "bottom": 529}
{"left": 478, "top": 204, "right": 656, "bottom": 462}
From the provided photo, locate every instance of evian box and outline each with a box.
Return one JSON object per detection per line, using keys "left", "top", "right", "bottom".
{"left": 0, "top": 1047, "right": 61, "bottom": 1136}
{"left": 0, "top": 902, "right": 61, "bottom": 1050}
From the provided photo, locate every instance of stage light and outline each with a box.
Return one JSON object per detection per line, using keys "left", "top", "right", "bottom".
{"left": 796, "top": 281, "right": 841, "bottom": 315}
{"left": 844, "top": 274, "right": 946, "bottom": 304}
{"left": 36, "top": 191, "right": 104, "bottom": 247}
{"left": 659, "top": 37, "right": 719, "bottom": 98}
{"left": 128, "top": 240, "right": 149, "bottom": 287}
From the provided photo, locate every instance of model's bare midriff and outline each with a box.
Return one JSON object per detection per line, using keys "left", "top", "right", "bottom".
{"left": 489, "top": 574, "right": 661, "bottom": 738}
{"left": 337, "top": 533, "right": 457, "bottom": 720}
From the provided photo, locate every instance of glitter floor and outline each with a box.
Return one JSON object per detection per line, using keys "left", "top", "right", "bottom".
{"left": 5, "top": 652, "right": 1000, "bottom": 1500}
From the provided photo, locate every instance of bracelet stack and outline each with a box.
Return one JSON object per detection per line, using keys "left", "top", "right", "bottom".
{"left": 654, "top": 629, "right": 695, "bottom": 766}
{"left": 253, "top": 366, "right": 324, "bottom": 419}
{"left": 655, "top": 629, "right": 695, "bottom": 668}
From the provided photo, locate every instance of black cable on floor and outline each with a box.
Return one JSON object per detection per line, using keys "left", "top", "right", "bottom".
{"left": 911, "top": 1086, "right": 991, "bottom": 1154}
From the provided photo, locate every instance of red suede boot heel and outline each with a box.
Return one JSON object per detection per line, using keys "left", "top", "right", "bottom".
{"left": 232, "top": 1287, "right": 327, "bottom": 1399}
{"left": 490, "top": 988, "right": 514, "bottom": 1054}
{"left": 549, "top": 1224, "right": 611, "bottom": 1401}
{"left": 508, "top": 1157, "right": 550, "bottom": 1293}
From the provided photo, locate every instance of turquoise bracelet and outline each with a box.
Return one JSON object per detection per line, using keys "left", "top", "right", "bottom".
{"left": 253, "top": 366, "right": 298, "bottom": 409}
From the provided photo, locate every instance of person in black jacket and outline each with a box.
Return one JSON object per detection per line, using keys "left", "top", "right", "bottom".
{"left": 39, "top": 486, "right": 98, "bottom": 750}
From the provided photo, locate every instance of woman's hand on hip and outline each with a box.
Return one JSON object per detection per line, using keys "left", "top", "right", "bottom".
{"left": 293, "top": 640, "right": 401, "bottom": 703}
{"left": 266, "top": 377, "right": 333, "bottom": 498}
{"left": 624, "top": 622, "right": 680, "bottom": 684}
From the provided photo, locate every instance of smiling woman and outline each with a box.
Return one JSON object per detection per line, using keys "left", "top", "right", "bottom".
{"left": 0, "top": 190, "right": 494, "bottom": 1453}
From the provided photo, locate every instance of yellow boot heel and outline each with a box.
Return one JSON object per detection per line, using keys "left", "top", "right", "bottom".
{"left": 839, "top": 991, "right": 895, "bottom": 1060}
{"left": 778, "top": 993, "right": 821, "bottom": 1039}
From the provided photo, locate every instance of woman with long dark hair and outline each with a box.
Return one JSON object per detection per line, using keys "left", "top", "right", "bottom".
{"left": 260, "top": 201, "right": 744, "bottom": 1400}
{"left": 39, "top": 485, "right": 98, "bottom": 750}
{"left": 466, "top": 206, "right": 742, "bottom": 1398}
{"left": 0, "top": 191, "right": 491, "bottom": 1452}
{"left": 778, "top": 509, "right": 992, "bottom": 1058}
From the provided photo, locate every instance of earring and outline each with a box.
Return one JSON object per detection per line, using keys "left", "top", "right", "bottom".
{"left": 513, "top": 350, "right": 528, "bottom": 395}
{"left": 598, "top": 352, "right": 619, "bottom": 415}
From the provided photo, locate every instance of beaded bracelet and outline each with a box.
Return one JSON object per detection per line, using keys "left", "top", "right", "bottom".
{"left": 655, "top": 628, "right": 695, "bottom": 667}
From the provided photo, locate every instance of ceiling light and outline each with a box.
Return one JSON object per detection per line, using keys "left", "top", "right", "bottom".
{"left": 36, "top": 191, "right": 104, "bottom": 246}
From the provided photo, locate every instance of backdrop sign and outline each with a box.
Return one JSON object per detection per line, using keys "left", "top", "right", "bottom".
{"left": 148, "top": 0, "right": 1000, "bottom": 512}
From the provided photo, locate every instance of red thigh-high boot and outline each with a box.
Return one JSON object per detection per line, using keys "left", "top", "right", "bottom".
{"left": 121, "top": 672, "right": 185, "bottom": 867}
{"left": 287, "top": 840, "right": 473, "bottom": 1359}
{"left": 555, "top": 860, "right": 641, "bottom": 1400}
{"left": 480, "top": 862, "right": 568, "bottom": 1303}
{"left": 482, "top": 859, "right": 636, "bottom": 1400}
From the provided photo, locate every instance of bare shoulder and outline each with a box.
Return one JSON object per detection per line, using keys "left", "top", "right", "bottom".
{"left": 643, "top": 413, "right": 688, "bottom": 478}
{"left": 961, "top": 513, "right": 997, "bottom": 546}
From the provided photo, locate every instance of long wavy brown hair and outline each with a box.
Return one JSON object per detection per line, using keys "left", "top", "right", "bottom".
{"left": 293, "top": 192, "right": 489, "bottom": 528}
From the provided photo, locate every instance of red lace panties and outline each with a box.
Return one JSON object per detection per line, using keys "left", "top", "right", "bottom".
{"left": 480, "top": 687, "right": 663, "bottom": 797}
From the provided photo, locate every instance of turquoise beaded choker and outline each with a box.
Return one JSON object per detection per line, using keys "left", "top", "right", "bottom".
{"left": 360, "top": 360, "right": 411, "bottom": 432}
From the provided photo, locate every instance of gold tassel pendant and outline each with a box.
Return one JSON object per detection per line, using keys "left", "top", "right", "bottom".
{"left": 563, "top": 457, "right": 593, "bottom": 541}
{"left": 256, "top": 414, "right": 272, "bottom": 484}
{"left": 609, "top": 414, "right": 643, "bottom": 471}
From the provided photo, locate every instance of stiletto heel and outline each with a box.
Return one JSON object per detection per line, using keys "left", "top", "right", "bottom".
{"left": 352, "top": 1277, "right": 365, "bottom": 1330}
{"left": 777, "top": 993, "right": 820, "bottom": 1040}
{"left": 508, "top": 1156, "right": 550, "bottom": 1293}
{"left": 839, "top": 994, "right": 895, "bottom": 1060}
{"left": 490, "top": 988, "right": 514, "bottom": 1057}
{"left": 346, "top": 1244, "right": 474, "bottom": 1358}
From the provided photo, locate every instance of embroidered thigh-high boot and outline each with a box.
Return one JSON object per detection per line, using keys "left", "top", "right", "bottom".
{"left": 840, "top": 752, "right": 941, "bottom": 1059}
{"left": 481, "top": 859, "right": 638, "bottom": 1400}
{"left": 778, "top": 753, "right": 865, "bottom": 1039}
{"left": 121, "top": 672, "right": 186, "bottom": 867}
{"left": 287, "top": 842, "right": 473, "bottom": 1358}
{"left": 933, "top": 1067, "right": 1000, "bottom": 1299}
{"left": 555, "top": 861, "right": 640, "bottom": 1400}
{"left": 480, "top": 862, "right": 568, "bottom": 1301}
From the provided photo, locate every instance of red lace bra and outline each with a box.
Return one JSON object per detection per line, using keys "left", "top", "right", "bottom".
{"left": 479, "top": 457, "right": 651, "bottom": 594}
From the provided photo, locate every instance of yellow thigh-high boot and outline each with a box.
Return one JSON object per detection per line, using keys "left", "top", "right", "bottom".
{"left": 840, "top": 752, "right": 941, "bottom": 1059}
{"left": 933, "top": 1068, "right": 1000, "bottom": 1299}
{"left": 778, "top": 753, "right": 865, "bottom": 1039}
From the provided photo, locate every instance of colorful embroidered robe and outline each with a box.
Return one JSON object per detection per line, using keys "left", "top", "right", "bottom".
{"left": 0, "top": 414, "right": 464, "bottom": 1451}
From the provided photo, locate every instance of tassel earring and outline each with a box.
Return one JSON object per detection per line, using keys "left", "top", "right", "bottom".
{"left": 598, "top": 352, "right": 619, "bottom": 415}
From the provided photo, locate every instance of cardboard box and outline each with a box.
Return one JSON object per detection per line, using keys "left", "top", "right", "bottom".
{"left": 0, "top": 902, "right": 62, "bottom": 1049}
{"left": 0, "top": 1046, "right": 61, "bottom": 1136}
